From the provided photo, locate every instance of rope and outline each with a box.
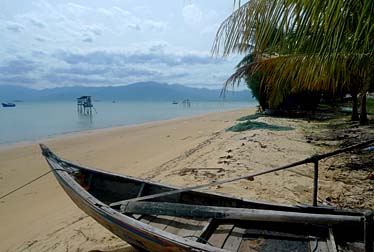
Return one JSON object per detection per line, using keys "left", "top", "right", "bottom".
{"left": 0, "top": 169, "right": 66, "bottom": 201}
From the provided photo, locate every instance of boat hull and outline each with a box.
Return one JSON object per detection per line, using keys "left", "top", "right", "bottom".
{"left": 2, "top": 103, "right": 16, "bottom": 107}
{"left": 48, "top": 161, "right": 218, "bottom": 252}
{"left": 41, "top": 144, "right": 369, "bottom": 252}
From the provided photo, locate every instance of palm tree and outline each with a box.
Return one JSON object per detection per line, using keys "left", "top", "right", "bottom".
{"left": 213, "top": 0, "right": 373, "bottom": 124}
{"left": 234, "top": 53, "right": 269, "bottom": 110}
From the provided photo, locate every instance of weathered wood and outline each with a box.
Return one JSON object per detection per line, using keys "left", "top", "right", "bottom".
{"left": 364, "top": 212, "right": 373, "bottom": 252}
{"left": 148, "top": 215, "right": 176, "bottom": 231}
{"left": 137, "top": 182, "right": 145, "bottom": 198}
{"left": 309, "top": 239, "right": 329, "bottom": 252}
{"left": 139, "top": 215, "right": 156, "bottom": 225}
{"left": 189, "top": 219, "right": 209, "bottom": 239}
{"left": 244, "top": 228, "right": 309, "bottom": 240}
{"left": 196, "top": 218, "right": 215, "bottom": 244}
{"left": 327, "top": 228, "right": 338, "bottom": 252}
{"left": 207, "top": 224, "right": 234, "bottom": 248}
{"left": 313, "top": 160, "right": 319, "bottom": 207}
{"left": 40, "top": 144, "right": 371, "bottom": 252}
{"left": 163, "top": 217, "right": 207, "bottom": 240}
{"left": 121, "top": 201, "right": 364, "bottom": 225}
{"left": 240, "top": 238, "right": 310, "bottom": 252}
{"left": 238, "top": 238, "right": 265, "bottom": 252}
{"left": 222, "top": 227, "right": 246, "bottom": 251}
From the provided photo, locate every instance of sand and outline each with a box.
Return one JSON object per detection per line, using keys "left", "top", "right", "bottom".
{"left": 0, "top": 108, "right": 329, "bottom": 252}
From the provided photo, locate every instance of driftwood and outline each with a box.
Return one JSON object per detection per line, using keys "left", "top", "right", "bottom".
{"left": 120, "top": 201, "right": 364, "bottom": 225}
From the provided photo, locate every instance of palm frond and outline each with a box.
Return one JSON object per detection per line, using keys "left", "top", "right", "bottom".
{"left": 213, "top": 0, "right": 374, "bottom": 58}
{"left": 216, "top": 0, "right": 374, "bottom": 106}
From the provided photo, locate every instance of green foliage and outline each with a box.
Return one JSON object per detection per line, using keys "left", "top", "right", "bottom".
{"left": 245, "top": 75, "right": 264, "bottom": 106}
{"left": 226, "top": 120, "right": 294, "bottom": 132}
{"left": 237, "top": 113, "right": 267, "bottom": 121}
{"left": 235, "top": 53, "right": 270, "bottom": 109}
{"left": 214, "top": 0, "right": 373, "bottom": 112}
{"left": 367, "top": 98, "right": 374, "bottom": 115}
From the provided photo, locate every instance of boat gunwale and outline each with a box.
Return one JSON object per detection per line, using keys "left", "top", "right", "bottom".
{"left": 41, "top": 144, "right": 368, "bottom": 252}
{"left": 48, "top": 149, "right": 364, "bottom": 217}
{"left": 45, "top": 156, "right": 229, "bottom": 252}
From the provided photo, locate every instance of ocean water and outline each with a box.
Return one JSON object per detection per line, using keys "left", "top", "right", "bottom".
{"left": 0, "top": 101, "right": 256, "bottom": 145}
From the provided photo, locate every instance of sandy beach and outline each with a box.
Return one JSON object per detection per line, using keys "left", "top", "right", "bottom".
{"left": 1, "top": 108, "right": 368, "bottom": 252}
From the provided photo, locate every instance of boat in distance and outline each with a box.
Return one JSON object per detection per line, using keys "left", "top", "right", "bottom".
{"left": 2, "top": 102, "right": 16, "bottom": 107}
{"left": 40, "top": 144, "right": 372, "bottom": 252}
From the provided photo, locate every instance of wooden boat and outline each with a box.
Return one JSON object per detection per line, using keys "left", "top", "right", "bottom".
{"left": 2, "top": 102, "right": 16, "bottom": 107}
{"left": 40, "top": 144, "right": 372, "bottom": 252}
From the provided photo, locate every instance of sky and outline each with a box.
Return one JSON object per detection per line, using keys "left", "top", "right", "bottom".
{"left": 0, "top": 0, "right": 243, "bottom": 90}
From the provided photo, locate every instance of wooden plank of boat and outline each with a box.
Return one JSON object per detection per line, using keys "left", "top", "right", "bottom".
{"left": 327, "top": 228, "right": 338, "bottom": 252}
{"left": 139, "top": 215, "right": 156, "bottom": 225}
{"left": 207, "top": 224, "right": 234, "bottom": 248}
{"left": 196, "top": 218, "right": 215, "bottom": 243}
{"left": 121, "top": 201, "right": 364, "bottom": 225}
{"left": 222, "top": 227, "right": 246, "bottom": 251}
{"left": 244, "top": 228, "right": 310, "bottom": 240}
{"left": 163, "top": 217, "right": 209, "bottom": 241}
{"left": 309, "top": 239, "right": 330, "bottom": 252}
{"left": 145, "top": 215, "right": 176, "bottom": 231}
{"left": 239, "top": 237, "right": 312, "bottom": 252}
{"left": 238, "top": 238, "right": 265, "bottom": 252}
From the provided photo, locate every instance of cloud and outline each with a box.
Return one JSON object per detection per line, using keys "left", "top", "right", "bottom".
{"left": 32, "top": 50, "right": 47, "bottom": 57}
{"left": 35, "top": 37, "right": 47, "bottom": 42}
{"left": 0, "top": 1, "right": 236, "bottom": 89}
{"left": 5, "top": 22, "right": 24, "bottom": 32}
{"left": 144, "top": 20, "right": 167, "bottom": 32}
{"left": 55, "top": 49, "right": 222, "bottom": 67}
{"left": 86, "top": 25, "right": 102, "bottom": 36}
{"left": 0, "top": 76, "right": 36, "bottom": 85}
{"left": 29, "top": 18, "right": 46, "bottom": 28}
{"left": 0, "top": 58, "right": 38, "bottom": 75}
{"left": 82, "top": 36, "right": 93, "bottom": 43}
{"left": 0, "top": 46, "right": 233, "bottom": 88}
{"left": 42, "top": 65, "right": 161, "bottom": 86}
{"left": 127, "top": 23, "right": 141, "bottom": 31}
{"left": 183, "top": 3, "right": 203, "bottom": 26}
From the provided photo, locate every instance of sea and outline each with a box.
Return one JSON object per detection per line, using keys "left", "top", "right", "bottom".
{"left": 0, "top": 100, "right": 256, "bottom": 145}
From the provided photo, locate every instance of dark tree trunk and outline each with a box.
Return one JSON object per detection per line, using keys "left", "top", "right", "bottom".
{"left": 351, "top": 92, "right": 359, "bottom": 121}
{"left": 359, "top": 91, "right": 368, "bottom": 125}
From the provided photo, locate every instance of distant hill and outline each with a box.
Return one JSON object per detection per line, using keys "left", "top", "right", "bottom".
{"left": 0, "top": 82, "right": 253, "bottom": 102}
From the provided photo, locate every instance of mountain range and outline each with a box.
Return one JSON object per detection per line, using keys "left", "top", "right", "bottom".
{"left": 0, "top": 82, "right": 253, "bottom": 102}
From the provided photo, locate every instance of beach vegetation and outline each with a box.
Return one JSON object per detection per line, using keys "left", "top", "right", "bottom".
{"left": 237, "top": 113, "right": 267, "bottom": 121}
{"left": 214, "top": 0, "right": 373, "bottom": 125}
{"left": 227, "top": 120, "right": 294, "bottom": 132}
{"left": 365, "top": 97, "right": 374, "bottom": 116}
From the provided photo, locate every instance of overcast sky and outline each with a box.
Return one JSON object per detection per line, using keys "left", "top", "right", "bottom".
{"left": 0, "top": 0, "right": 243, "bottom": 89}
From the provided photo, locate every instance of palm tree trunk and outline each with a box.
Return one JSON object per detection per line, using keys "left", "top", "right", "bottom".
{"left": 359, "top": 91, "right": 368, "bottom": 125}
{"left": 351, "top": 92, "right": 359, "bottom": 121}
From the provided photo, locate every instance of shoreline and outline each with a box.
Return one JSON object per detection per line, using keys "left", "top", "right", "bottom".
{"left": 0, "top": 108, "right": 258, "bottom": 252}
{"left": 0, "top": 106, "right": 256, "bottom": 151}
{"left": 0, "top": 107, "right": 324, "bottom": 252}
{"left": 0, "top": 101, "right": 256, "bottom": 148}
